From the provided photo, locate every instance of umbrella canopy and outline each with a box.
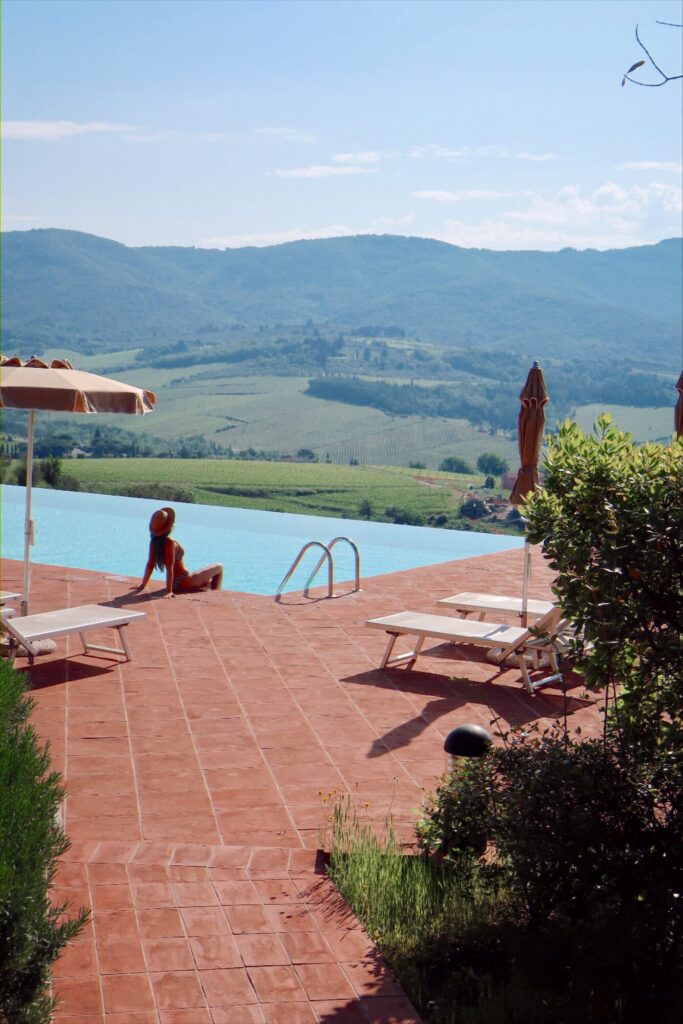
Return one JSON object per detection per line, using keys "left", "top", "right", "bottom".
{"left": 509, "top": 362, "right": 549, "bottom": 625}
{"left": 0, "top": 356, "right": 155, "bottom": 613}
{"left": 0, "top": 356, "right": 155, "bottom": 414}
{"left": 675, "top": 370, "right": 683, "bottom": 440}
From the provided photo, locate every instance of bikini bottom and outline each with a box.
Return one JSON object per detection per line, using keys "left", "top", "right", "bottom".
{"left": 172, "top": 572, "right": 190, "bottom": 593}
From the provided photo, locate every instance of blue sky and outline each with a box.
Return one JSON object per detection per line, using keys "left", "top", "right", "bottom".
{"left": 2, "top": 0, "right": 682, "bottom": 250}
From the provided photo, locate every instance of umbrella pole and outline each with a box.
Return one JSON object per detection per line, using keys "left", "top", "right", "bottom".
{"left": 521, "top": 540, "right": 531, "bottom": 627}
{"left": 21, "top": 409, "right": 35, "bottom": 616}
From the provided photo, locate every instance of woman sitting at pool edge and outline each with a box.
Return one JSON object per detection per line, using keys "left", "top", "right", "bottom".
{"left": 133, "top": 507, "right": 223, "bottom": 598}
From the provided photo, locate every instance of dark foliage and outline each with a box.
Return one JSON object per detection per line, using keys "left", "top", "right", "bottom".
{"left": 439, "top": 456, "right": 475, "bottom": 473}
{"left": 0, "top": 662, "right": 89, "bottom": 1022}
{"left": 307, "top": 376, "right": 519, "bottom": 430}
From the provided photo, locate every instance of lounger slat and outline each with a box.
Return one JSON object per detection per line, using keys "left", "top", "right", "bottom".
{"left": 366, "top": 611, "right": 526, "bottom": 648}
{"left": 437, "top": 592, "right": 554, "bottom": 619}
{"left": 6, "top": 605, "right": 144, "bottom": 643}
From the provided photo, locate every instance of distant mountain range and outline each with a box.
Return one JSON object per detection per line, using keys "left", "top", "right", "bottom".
{"left": 2, "top": 229, "right": 681, "bottom": 365}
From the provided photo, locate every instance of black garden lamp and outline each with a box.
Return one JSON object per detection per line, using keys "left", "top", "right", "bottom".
{"left": 444, "top": 724, "right": 491, "bottom": 772}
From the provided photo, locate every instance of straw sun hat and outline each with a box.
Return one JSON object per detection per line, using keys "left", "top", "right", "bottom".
{"left": 149, "top": 507, "right": 176, "bottom": 536}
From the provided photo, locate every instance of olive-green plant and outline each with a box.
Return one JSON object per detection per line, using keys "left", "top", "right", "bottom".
{"left": 416, "top": 726, "right": 683, "bottom": 1021}
{"left": 0, "top": 662, "right": 89, "bottom": 1023}
{"left": 524, "top": 417, "right": 683, "bottom": 754}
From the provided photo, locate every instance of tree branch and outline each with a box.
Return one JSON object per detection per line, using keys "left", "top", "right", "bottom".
{"left": 622, "top": 23, "right": 683, "bottom": 87}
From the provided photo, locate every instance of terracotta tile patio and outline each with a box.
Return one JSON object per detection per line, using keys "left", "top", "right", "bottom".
{"left": 1, "top": 549, "right": 600, "bottom": 1022}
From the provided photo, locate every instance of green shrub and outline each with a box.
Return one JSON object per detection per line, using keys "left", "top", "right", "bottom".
{"left": 415, "top": 729, "right": 683, "bottom": 1021}
{"left": 439, "top": 456, "right": 474, "bottom": 474}
{"left": 0, "top": 662, "right": 89, "bottom": 1023}
{"left": 476, "top": 453, "right": 508, "bottom": 476}
{"left": 525, "top": 417, "right": 683, "bottom": 749}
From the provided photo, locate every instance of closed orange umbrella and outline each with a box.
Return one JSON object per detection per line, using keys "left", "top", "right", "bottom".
{"left": 510, "top": 361, "right": 548, "bottom": 505}
{"left": 675, "top": 370, "right": 683, "bottom": 440}
{"left": 0, "top": 356, "right": 155, "bottom": 613}
{"left": 510, "top": 362, "right": 549, "bottom": 624}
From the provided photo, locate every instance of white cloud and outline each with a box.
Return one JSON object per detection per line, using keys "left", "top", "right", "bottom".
{"left": 2, "top": 120, "right": 134, "bottom": 140}
{"left": 271, "top": 164, "right": 378, "bottom": 178}
{"left": 433, "top": 180, "right": 682, "bottom": 250}
{"left": 414, "top": 189, "right": 518, "bottom": 203}
{"left": 199, "top": 225, "right": 357, "bottom": 247}
{"left": 199, "top": 213, "right": 415, "bottom": 248}
{"left": 251, "top": 127, "right": 313, "bottom": 143}
{"left": 619, "top": 161, "right": 683, "bottom": 173}
{"left": 507, "top": 182, "right": 682, "bottom": 225}
{"left": 410, "top": 144, "right": 467, "bottom": 160}
{"left": 372, "top": 213, "right": 415, "bottom": 227}
{"left": 125, "top": 129, "right": 235, "bottom": 143}
{"left": 435, "top": 218, "right": 646, "bottom": 250}
{"left": 333, "top": 151, "right": 384, "bottom": 164}
{"left": 409, "top": 144, "right": 556, "bottom": 162}
{"left": 1, "top": 214, "right": 43, "bottom": 224}
{"left": 513, "top": 151, "right": 556, "bottom": 162}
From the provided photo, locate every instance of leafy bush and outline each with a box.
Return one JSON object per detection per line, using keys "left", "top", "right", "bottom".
{"left": 358, "top": 498, "right": 373, "bottom": 519}
{"left": 476, "top": 453, "right": 509, "bottom": 476}
{"left": 439, "top": 456, "right": 474, "bottom": 474}
{"left": 525, "top": 418, "right": 683, "bottom": 750}
{"left": 39, "top": 456, "right": 62, "bottom": 488}
{"left": 415, "top": 728, "right": 683, "bottom": 1021}
{"left": 0, "top": 661, "right": 88, "bottom": 1023}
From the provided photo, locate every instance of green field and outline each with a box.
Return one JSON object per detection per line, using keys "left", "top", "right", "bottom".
{"left": 64, "top": 457, "right": 500, "bottom": 525}
{"left": 573, "top": 404, "right": 675, "bottom": 442}
{"left": 38, "top": 348, "right": 519, "bottom": 471}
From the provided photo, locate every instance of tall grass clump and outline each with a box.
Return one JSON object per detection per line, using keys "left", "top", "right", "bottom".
{"left": 327, "top": 798, "right": 517, "bottom": 1024}
{"left": 0, "top": 661, "right": 89, "bottom": 1023}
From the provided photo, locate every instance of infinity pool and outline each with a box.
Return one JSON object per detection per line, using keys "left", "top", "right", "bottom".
{"left": 1, "top": 485, "right": 522, "bottom": 595}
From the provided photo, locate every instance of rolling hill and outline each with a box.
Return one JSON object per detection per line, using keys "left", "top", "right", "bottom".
{"left": 2, "top": 230, "right": 681, "bottom": 365}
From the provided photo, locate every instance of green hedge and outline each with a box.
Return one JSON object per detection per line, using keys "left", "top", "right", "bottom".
{"left": 0, "top": 661, "right": 88, "bottom": 1023}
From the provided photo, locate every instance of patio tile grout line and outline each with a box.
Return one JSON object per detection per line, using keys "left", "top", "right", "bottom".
{"left": 197, "top": 596, "right": 310, "bottom": 848}
{"left": 261, "top": 594, "right": 430, "bottom": 803}
{"left": 312, "top": 599, "right": 446, "bottom": 794}
{"left": 151, "top": 598, "right": 225, "bottom": 848}
{"left": 112, "top": 575, "right": 146, "bottom": 847}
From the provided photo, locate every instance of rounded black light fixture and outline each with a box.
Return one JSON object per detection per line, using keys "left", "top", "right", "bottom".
{"left": 444, "top": 724, "right": 492, "bottom": 759}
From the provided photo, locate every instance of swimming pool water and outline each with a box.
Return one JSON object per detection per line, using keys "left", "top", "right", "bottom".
{"left": 1, "top": 485, "right": 522, "bottom": 596}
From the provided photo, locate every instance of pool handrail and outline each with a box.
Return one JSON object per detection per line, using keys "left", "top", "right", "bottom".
{"left": 304, "top": 537, "right": 361, "bottom": 595}
{"left": 275, "top": 541, "right": 333, "bottom": 600}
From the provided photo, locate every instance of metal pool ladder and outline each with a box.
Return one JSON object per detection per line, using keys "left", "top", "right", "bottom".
{"left": 275, "top": 536, "right": 361, "bottom": 600}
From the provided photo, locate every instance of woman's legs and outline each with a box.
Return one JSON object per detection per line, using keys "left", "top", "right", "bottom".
{"left": 176, "top": 564, "right": 223, "bottom": 592}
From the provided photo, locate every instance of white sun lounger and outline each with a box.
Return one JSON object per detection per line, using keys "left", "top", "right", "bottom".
{"left": 366, "top": 606, "right": 564, "bottom": 693}
{"left": 437, "top": 591, "right": 554, "bottom": 621}
{"left": 1, "top": 604, "right": 146, "bottom": 665}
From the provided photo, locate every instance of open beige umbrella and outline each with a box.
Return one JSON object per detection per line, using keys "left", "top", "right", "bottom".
{"left": 675, "top": 370, "right": 683, "bottom": 440}
{"left": 0, "top": 356, "right": 155, "bottom": 613}
{"left": 510, "top": 361, "right": 549, "bottom": 625}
